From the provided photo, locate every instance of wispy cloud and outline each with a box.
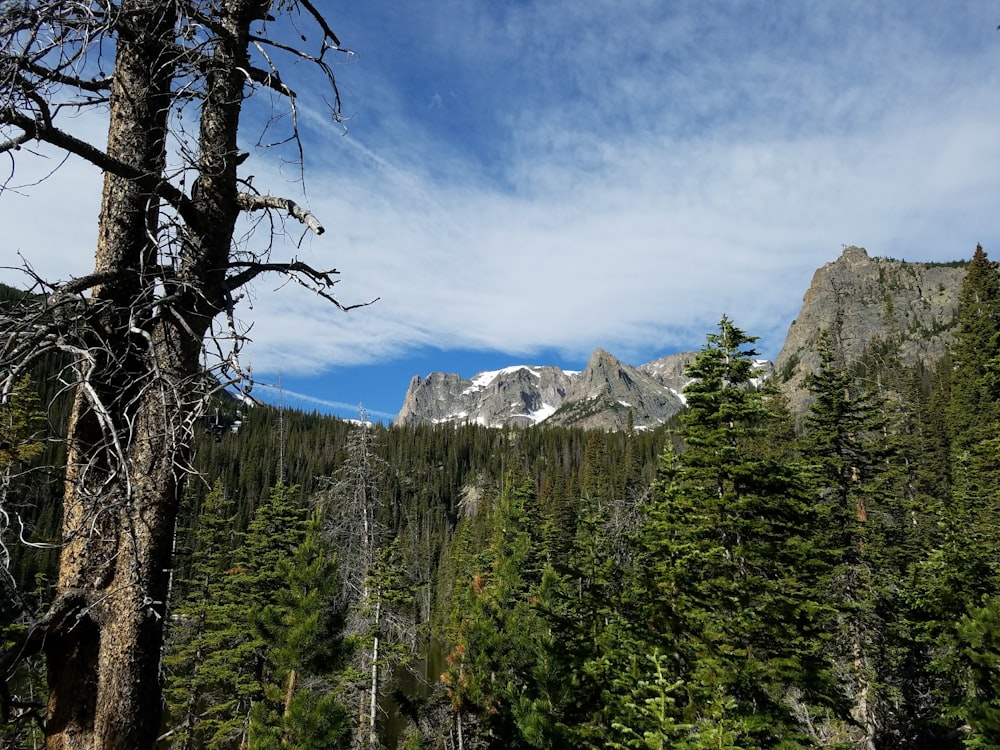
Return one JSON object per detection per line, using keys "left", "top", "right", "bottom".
{"left": 250, "top": 382, "right": 397, "bottom": 421}
{"left": 3, "top": 0, "right": 1000, "bottom": 389}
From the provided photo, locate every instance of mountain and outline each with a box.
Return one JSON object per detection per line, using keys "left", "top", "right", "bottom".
{"left": 395, "top": 246, "right": 969, "bottom": 429}
{"left": 544, "top": 349, "right": 688, "bottom": 430}
{"left": 775, "top": 245, "right": 965, "bottom": 414}
{"left": 395, "top": 365, "right": 576, "bottom": 427}
{"left": 395, "top": 350, "right": 695, "bottom": 430}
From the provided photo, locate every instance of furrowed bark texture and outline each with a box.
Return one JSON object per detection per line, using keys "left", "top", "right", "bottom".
{"left": 41, "top": 2, "right": 253, "bottom": 748}
{"left": 0, "top": 0, "right": 349, "bottom": 746}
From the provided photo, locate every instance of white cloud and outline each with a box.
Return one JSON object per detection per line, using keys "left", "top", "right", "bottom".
{"left": 3, "top": 1, "right": 1000, "bottom": 380}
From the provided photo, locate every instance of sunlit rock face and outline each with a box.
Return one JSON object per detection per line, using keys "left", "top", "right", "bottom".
{"left": 776, "top": 246, "right": 964, "bottom": 416}
{"left": 395, "top": 350, "right": 692, "bottom": 431}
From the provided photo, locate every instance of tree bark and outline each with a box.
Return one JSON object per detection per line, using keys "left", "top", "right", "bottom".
{"left": 39, "top": 1, "right": 250, "bottom": 746}
{"left": 0, "top": 2, "right": 349, "bottom": 746}
{"left": 42, "top": 3, "right": 181, "bottom": 749}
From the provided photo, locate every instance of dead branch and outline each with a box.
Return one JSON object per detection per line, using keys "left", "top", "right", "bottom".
{"left": 0, "top": 110, "right": 196, "bottom": 221}
{"left": 225, "top": 258, "right": 379, "bottom": 311}
{"left": 236, "top": 192, "right": 324, "bottom": 234}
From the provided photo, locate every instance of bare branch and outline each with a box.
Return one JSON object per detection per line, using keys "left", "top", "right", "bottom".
{"left": 225, "top": 258, "right": 379, "bottom": 311}
{"left": 0, "top": 111, "right": 196, "bottom": 221}
{"left": 299, "top": 0, "right": 342, "bottom": 48}
{"left": 236, "top": 192, "right": 324, "bottom": 234}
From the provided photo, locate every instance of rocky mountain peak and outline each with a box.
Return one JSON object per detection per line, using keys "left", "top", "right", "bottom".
{"left": 395, "top": 348, "right": 689, "bottom": 431}
{"left": 840, "top": 244, "right": 870, "bottom": 264}
{"left": 776, "top": 246, "right": 965, "bottom": 414}
{"left": 394, "top": 248, "right": 970, "bottom": 430}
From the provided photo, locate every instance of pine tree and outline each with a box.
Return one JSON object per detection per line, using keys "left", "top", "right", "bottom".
{"left": 958, "top": 597, "right": 1000, "bottom": 748}
{"left": 619, "top": 316, "right": 830, "bottom": 748}
{"left": 903, "top": 246, "right": 1000, "bottom": 748}
{"left": 0, "top": 374, "right": 44, "bottom": 470}
{"left": 441, "top": 476, "right": 558, "bottom": 749}
{"left": 797, "top": 331, "right": 903, "bottom": 747}
{"left": 249, "top": 507, "right": 352, "bottom": 749}
{"left": 163, "top": 482, "right": 311, "bottom": 749}
{"left": 948, "top": 245, "right": 1000, "bottom": 453}
{"left": 162, "top": 480, "right": 251, "bottom": 749}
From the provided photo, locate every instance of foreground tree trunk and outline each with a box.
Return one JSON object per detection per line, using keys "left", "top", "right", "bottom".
{"left": 0, "top": 2, "right": 362, "bottom": 748}
{"left": 43, "top": 4, "right": 188, "bottom": 747}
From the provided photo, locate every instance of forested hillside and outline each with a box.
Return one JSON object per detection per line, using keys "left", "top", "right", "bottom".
{"left": 3, "top": 247, "right": 1000, "bottom": 749}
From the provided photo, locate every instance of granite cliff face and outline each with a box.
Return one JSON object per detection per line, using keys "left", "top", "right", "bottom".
{"left": 395, "top": 365, "right": 576, "bottom": 427}
{"left": 395, "top": 246, "right": 969, "bottom": 429}
{"left": 775, "top": 246, "right": 964, "bottom": 414}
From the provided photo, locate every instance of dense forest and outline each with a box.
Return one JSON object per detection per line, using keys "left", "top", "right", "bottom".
{"left": 3, "top": 247, "right": 1000, "bottom": 749}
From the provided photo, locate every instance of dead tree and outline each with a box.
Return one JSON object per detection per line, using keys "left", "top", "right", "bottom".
{"left": 0, "top": 2, "right": 371, "bottom": 748}
{"left": 319, "top": 415, "right": 414, "bottom": 749}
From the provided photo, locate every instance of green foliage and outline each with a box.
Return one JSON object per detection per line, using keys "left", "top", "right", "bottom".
{"left": 606, "top": 650, "right": 689, "bottom": 750}
{"left": 620, "top": 316, "right": 832, "bottom": 749}
{"left": 163, "top": 480, "right": 253, "bottom": 749}
{"left": 249, "top": 508, "right": 351, "bottom": 749}
{"left": 0, "top": 374, "right": 45, "bottom": 468}
{"left": 164, "top": 481, "right": 351, "bottom": 749}
{"left": 12, "top": 290, "right": 1000, "bottom": 748}
{"left": 959, "top": 597, "right": 1000, "bottom": 748}
{"left": 440, "top": 475, "right": 563, "bottom": 748}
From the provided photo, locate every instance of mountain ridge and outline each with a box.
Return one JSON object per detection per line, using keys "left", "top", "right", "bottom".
{"left": 395, "top": 246, "right": 969, "bottom": 429}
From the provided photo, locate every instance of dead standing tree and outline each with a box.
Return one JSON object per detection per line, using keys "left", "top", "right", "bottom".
{"left": 0, "top": 2, "right": 369, "bottom": 748}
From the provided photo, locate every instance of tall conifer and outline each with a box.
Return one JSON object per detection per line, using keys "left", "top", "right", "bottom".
{"left": 621, "top": 316, "right": 829, "bottom": 748}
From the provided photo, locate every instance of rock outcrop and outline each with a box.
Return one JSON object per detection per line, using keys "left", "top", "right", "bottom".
{"left": 395, "top": 365, "right": 575, "bottom": 427}
{"left": 395, "top": 349, "right": 690, "bottom": 430}
{"left": 775, "top": 246, "right": 964, "bottom": 414}
{"left": 544, "top": 349, "right": 687, "bottom": 430}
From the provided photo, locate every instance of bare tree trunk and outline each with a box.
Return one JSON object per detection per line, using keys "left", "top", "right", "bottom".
{"left": 369, "top": 595, "right": 381, "bottom": 748}
{"left": 42, "top": 3, "right": 180, "bottom": 748}
{"left": 0, "top": 1, "right": 355, "bottom": 746}
{"left": 850, "top": 621, "right": 877, "bottom": 750}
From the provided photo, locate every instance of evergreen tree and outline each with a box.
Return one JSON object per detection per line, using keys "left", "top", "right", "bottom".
{"left": 908, "top": 245, "right": 1000, "bottom": 747}
{"left": 163, "top": 480, "right": 251, "bottom": 749}
{"left": 0, "top": 374, "right": 44, "bottom": 471}
{"left": 619, "top": 316, "right": 830, "bottom": 748}
{"left": 441, "top": 476, "right": 559, "bottom": 749}
{"left": 249, "top": 507, "right": 352, "bottom": 749}
{"left": 164, "top": 482, "right": 311, "bottom": 749}
{"left": 948, "top": 245, "right": 1000, "bottom": 454}
{"left": 798, "top": 331, "right": 904, "bottom": 747}
{"left": 958, "top": 597, "right": 1000, "bottom": 749}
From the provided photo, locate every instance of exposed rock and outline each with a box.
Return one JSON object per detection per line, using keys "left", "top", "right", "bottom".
{"left": 394, "top": 247, "right": 970, "bottom": 429}
{"left": 395, "top": 365, "right": 574, "bottom": 427}
{"left": 775, "top": 246, "right": 964, "bottom": 415}
{"left": 396, "top": 349, "right": 688, "bottom": 431}
{"left": 638, "top": 351, "right": 700, "bottom": 398}
{"left": 545, "top": 349, "right": 686, "bottom": 430}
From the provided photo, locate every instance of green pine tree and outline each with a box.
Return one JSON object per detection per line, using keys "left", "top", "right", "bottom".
{"left": 619, "top": 316, "right": 830, "bottom": 749}
{"left": 958, "top": 596, "right": 1000, "bottom": 749}
{"left": 163, "top": 480, "right": 252, "bottom": 749}
{"left": 164, "top": 482, "right": 311, "bottom": 749}
{"left": 909, "top": 245, "right": 1000, "bottom": 747}
{"left": 249, "top": 506, "right": 352, "bottom": 749}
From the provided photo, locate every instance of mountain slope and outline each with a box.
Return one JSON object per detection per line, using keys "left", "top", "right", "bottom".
{"left": 544, "top": 349, "right": 687, "bottom": 430}
{"left": 394, "top": 365, "right": 575, "bottom": 427}
{"left": 395, "top": 350, "right": 692, "bottom": 430}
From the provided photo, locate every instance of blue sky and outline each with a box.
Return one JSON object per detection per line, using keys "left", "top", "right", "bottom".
{"left": 4, "top": 1, "right": 1000, "bottom": 422}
